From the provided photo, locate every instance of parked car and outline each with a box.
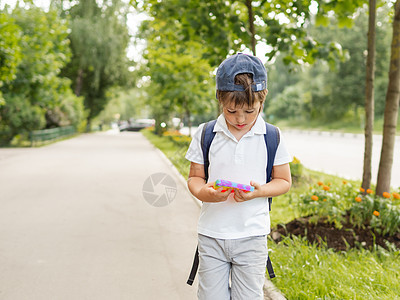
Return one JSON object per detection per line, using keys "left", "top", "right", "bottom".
{"left": 119, "top": 119, "right": 155, "bottom": 132}
{"left": 118, "top": 120, "right": 130, "bottom": 131}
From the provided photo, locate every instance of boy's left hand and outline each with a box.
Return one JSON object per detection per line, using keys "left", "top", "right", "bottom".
{"left": 233, "top": 181, "right": 261, "bottom": 202}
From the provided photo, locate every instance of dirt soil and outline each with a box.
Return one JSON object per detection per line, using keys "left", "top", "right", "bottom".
{"left": 271, "top": 215, "right": 400, "bottom": 251}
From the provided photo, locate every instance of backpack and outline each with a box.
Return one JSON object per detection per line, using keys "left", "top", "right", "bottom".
{"left": 186, "top": 119, "right": 280, "bottom": 286}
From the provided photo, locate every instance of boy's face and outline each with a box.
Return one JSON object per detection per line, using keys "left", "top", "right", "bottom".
{"left": 222, "top": 100, "right": 262, "bottom": 135}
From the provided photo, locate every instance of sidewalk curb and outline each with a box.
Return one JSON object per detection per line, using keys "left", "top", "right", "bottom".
{"left": 263, "top": 279, "right": 287, "bottom": 300}
{"left": 148, "top": 136, "right": 286, "bottom": 299}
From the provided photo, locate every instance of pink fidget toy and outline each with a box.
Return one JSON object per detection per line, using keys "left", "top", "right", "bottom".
{"left": 213, "top": 179, "right": 255, "bottom": 192}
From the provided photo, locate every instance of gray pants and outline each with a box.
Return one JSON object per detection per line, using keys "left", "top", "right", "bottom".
{"left": 197, "top": 234, "right": 268, "bottom": 300}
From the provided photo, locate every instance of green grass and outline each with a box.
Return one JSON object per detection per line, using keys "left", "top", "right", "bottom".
{"left": 141, "top": 128, "right": 400, "bottom": 299}
{"left": 270, "top": 237, "right": 400, "bottom": 299}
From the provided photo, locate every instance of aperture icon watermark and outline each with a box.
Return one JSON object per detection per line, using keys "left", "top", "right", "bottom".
{"left": 142, "top": 172, "right": 177, "bottom": 207}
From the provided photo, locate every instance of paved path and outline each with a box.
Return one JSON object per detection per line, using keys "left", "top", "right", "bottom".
{"left": 0, "top": 132, "right": 199, "bottom": 300}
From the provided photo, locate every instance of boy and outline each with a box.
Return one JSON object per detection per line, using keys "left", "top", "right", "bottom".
{"left": 185, "top": 53, "right": 292, "bottom": 300}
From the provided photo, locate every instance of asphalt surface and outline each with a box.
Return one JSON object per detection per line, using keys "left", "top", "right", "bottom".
{"left": 282, "top": 130, "right": 400, "bottom": 189}
{"left": 0, "top": 132, "right": 199, "bottom": 300}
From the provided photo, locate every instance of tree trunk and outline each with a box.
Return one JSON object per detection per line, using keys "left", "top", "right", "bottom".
{"left": 183, "top": 97, "right": 192, "bottom": 137}
{"left": 186, "top": 108, "right": 192, "bottom": 137}
{"left": 362, "top": 0, "right": 376, "bottom": 191}
{"left": 245, "top": 0, "right": 256, "bottom": 56}
{"left": 86, "top": 117, "right": 91, "bottom": 133}
{"left": 154, "top": 117, "right": 162, "bottom": 136}
{"left": 75, "top": 69, "right": 83, "bottom": 97}
{"left": 376, "top": 0, "right": 400, "bottom": 196}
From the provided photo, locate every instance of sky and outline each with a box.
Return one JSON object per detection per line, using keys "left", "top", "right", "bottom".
{"left": 1, "top": 0, "right": 49, "bottom": 9}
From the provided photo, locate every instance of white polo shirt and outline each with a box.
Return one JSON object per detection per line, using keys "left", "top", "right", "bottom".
{"left": 185, "top": 114, "right": 292, "bottom": 239}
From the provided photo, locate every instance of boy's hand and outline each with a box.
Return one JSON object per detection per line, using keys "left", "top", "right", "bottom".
{"left": 199, "top": 182, "right": 232, "bottom": 203}
{"left": 233, "top": 181, "right": 262, "bottom": 202}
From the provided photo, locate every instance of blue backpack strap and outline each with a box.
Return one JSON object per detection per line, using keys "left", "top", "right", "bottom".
{"left": 186, "top": 246, "right": 199, "bottom": 285}
{"left": 264, "top": 122, "right": 280, "bottom": 211}
{"left": 265, "top": 122, "right": 280, "bottom": 184}
{"left": 200, "top": 119, "right": 217, "bottom": 182}
{"left": 264, "top": 122, "right": 280, "bottom": 280}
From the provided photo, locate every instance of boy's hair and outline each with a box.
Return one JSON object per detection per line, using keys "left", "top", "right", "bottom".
{"left": 217, "top": 73, "right": 268, "bottom": 108}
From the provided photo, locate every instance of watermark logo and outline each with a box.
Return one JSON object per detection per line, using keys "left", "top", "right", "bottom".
{"left": 142, "top": 172, "right": 177, "bottom": 207}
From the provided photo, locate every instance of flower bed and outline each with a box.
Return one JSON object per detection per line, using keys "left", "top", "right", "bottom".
{"left": 273, "top": 181, "right": 400, "bottom": 251}
{"left": 162, "top": 130, "right": 191, "bottom": 147}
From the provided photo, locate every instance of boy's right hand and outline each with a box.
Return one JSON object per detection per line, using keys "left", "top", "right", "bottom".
{"left": 198, "top": 182, "right": 232, "bottom": 203}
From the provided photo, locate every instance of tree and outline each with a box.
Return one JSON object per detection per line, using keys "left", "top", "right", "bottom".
{"left": 149, "top": 42, "right": 214, "bottom": 135}
{"left": 61, "top": 0, "right": 131, "bottom": 130}
{"left": 137, "top": 0, "right": 356, "bottom": 66}
{"left": 0, "top": 5, "right": 84, "bottom": 145}
{"left": 140, "top": 24, "right": 214, "bottom": 134}
{"left": 97, "top": 88, "right": 148, "bottom": 125}
{"left": 0, "top": 12, "right": 22, "bottom": 105}
{"left": 362, "top": 0, "right": 377, "bottom": 191}
{"left": 134, "top": 0, "right": 225, "bottom": 134}
{"left": 133, "top": 0, "right": 354, "bottom": 131}
{"left": 133, "top": 0, "right": 248, "bottom": 67}
{"left": 268, "top": 8, "right": 372, "bottom": 122}
{"left": 376, "top": 0, "right": 400, "bottom": 195}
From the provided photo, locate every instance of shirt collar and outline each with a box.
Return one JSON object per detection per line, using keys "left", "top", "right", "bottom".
{"left": 214, "top": 114, "right": 266, "bottom": 138}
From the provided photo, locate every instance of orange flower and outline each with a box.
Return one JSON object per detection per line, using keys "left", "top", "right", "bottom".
{"left": 393, "top": 192, "right": 400, "bottom": 200}
{"left": 323, "top": 198, "right": 327, "bottom": 202}
{"left": 317, "top": 181, "right": 324, "bottom": 186}
{"left": 373, "top": 211, "right": 380, "bottom": 217}
{"left": 311, "top": 195, "right": 319, "bottom": 201}
{"left": 323, "top": 185, "right": 330, "bottom": 191}
{"left": 366, "top": 189, "right": 373, "bottom": 194}
{"left": 355, "top": 197, "right": 362, "bottom": 202}
{"left": 382, "top": 192, "right": 391, "bottom": 199}
{"left": 342, "top": 180, "right": 348, "bottom": 185}
{"left": 360, "top": 187, "right": 365, "bottom": 193}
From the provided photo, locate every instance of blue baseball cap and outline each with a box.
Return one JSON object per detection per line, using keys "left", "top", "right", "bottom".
{"left": 216, "top": 53, "right": 267, "bottom": 92}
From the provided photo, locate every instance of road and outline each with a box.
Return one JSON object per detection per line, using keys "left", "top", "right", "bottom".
{"left": 0, "top": 132, "right": 199, "bottom": 300}
{"left": 180, "top": 127, "right": 400, "bottom": 189}
{"left": 282, "top": 130, "right": 400, "bottom": 189}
